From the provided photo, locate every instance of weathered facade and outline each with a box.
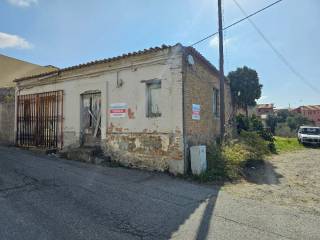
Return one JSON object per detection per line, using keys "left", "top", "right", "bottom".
{"left": 0, "top": 54, "right": 56, "bottom": 145}
{"left": 14, "top": 44, "right": 232, "bottom": 174}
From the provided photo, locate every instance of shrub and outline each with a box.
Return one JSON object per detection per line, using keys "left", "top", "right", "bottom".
{"left": 222, "top": 142, "right": 251, "bottom": 179}
{"left": 235, "top": 114, "right": 276, "bottom": 153}
{"left": 239, "top": 131, "right": 270, "bottom": 159}
{"left": 259, "top": 129, "right": 276, "bottom": 153}
{"left": 250, "top": 115, "right": 264, "bottom": 132}
{"left": 236, "top": 114, "right": 250, "bottom": 133}
{"left": 204, "top": 143, "right": 226, "bottom": 180}
{"left": 202, "top": 131, "right": 271, "bottom": 182}
{"left": 275, "top": 123, "right": 296, "bottom": 137}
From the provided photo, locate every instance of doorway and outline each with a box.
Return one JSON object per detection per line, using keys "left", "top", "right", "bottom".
{"left": 80, "top": 91, "right": 101, "bottom": 146}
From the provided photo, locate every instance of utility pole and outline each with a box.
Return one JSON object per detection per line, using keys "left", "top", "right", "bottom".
{"left": 218, "top": 0, "right": 225, "bottom": 141}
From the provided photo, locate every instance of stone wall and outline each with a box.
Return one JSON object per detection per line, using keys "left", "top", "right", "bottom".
{"left": 0, "top": 88, "right": 15, "bottom": 145}
{"left": 103, "top": 131, "right": 183, "bottom": 172}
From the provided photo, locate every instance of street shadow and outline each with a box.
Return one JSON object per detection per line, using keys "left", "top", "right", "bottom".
{"left": 166, "top": 181, "right": 221, "bottom": 240}
{"left": 242, "top": 159, "right": 283, "bottom": 185}
{"left": 195, "top": 195, "right": 218, "bottom": 240}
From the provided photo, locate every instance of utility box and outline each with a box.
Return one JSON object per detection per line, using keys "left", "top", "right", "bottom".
{"left": 190, "top": 145, "right": 207, "bottom": 175}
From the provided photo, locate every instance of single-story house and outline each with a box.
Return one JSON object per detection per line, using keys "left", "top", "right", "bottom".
{"left": 14, "top": 43, "right": 233, "bottom": 174}
{"left": 0, "top": 54, "right": 56, "bottom": 145}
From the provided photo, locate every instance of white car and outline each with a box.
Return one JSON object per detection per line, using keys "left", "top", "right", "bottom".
{"left": 298, "top": 126, "right": 320, "bottom": 146}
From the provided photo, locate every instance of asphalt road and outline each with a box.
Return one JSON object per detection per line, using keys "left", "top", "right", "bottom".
{"left": 0, "top": 146, "right": 319, "bottom": 240}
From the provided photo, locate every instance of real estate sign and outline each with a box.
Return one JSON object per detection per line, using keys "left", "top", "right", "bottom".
{"left": 192, "top": 104, "right": 200, "bottom": 120}
{"left": 110, "top": 103, "right": 128, "bottom": 118}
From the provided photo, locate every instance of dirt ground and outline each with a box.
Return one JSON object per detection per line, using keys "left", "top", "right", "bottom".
{"left": 223, "top": 148, "right": 320, "bottom": 216}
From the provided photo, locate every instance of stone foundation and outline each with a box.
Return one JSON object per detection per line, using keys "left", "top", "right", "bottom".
{"left": 102, "top": 132, "right": 184, "bottom": 173}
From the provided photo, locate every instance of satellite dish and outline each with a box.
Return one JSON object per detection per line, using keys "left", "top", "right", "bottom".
{"left": 187, "top": 55, "right": 195, "bottom": 65}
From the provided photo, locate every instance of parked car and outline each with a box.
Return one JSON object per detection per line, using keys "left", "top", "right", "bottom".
{"left": 297, "top": 126, "right": 320, "bottom": 146}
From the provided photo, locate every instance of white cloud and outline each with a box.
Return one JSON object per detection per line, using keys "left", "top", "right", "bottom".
{"left": 209, "top": 35, "right": 234, "bottom": 48}
{"left": 0, "top": 32, "right": 32, "bottom": 49}
{"left": 6, "top": 0, "right": 38, "bottom": 7}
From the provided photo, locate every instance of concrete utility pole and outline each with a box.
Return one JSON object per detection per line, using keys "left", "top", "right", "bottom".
{"left": 218, "top": 0, "right": 225, "bottom": 141}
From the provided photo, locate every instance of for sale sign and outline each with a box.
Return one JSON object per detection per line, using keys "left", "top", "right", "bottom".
{"left": 192, "top": 104, "right": 200, "bottom": 120}
{"left": 110, "top": 103, "right": 128, "bottom": 118}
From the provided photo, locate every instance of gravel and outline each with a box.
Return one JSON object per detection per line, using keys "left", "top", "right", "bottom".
{"left": 224, "top": 148, "right": 320, "bottom": 216}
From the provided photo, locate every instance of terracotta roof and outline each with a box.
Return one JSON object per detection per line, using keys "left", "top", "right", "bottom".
{"left": 256, "top": 103, "right": 274, "bottom": 109}
{"left": 14, "top": 43, "right": 221, "bottom": 83}
{"left": 14, "top": 44, "right": 176, "bottom": 82}
{"left": 299, "top": 105, "right": 320, "bottom": 111}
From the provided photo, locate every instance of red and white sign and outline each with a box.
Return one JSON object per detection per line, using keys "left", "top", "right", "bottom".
{"left": 110, "top": 103, "right": 128, "bottom": 118}
{"left": 192, "top": 104, "right": 201, "bottom": 120}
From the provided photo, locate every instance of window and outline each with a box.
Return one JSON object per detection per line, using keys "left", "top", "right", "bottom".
{"left": 146, "top": 81, "right": 161, "bottom": 117}
{"left": 213, "top": 88, "right": 219, "bottom": 117}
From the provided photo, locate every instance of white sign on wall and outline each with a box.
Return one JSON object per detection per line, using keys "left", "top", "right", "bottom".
{"left": 192, "top": 104, "right": 200, "bottom": 120}
{"left": 110, "top": 103, "right": 128, "bottom": 118}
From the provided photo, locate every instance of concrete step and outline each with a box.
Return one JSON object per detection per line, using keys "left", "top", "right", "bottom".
{"left": 59, "top": 146, "right": 111, "bottom": 165}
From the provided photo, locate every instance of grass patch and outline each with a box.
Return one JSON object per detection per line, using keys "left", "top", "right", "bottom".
{"left": 274, "top": 136, "right": 304, "bottom": 153}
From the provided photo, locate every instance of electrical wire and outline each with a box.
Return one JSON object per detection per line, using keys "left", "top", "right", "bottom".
{"left": 190, "top": 0, "right": 283, "bottom": 46}
{"left": 232, "top": 0, "right": 320, "bottom": 94}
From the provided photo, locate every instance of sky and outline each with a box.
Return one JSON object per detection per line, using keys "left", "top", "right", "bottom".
{"left": 0, "top": 0, "right": 319, "bottom": 108}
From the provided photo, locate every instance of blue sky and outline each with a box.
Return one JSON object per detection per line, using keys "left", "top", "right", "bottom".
{"left": 1, "top": 0, "right": 319, "bottom": 108}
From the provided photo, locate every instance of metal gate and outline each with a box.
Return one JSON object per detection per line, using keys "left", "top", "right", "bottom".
{"left": 16, "top": 91, "right": 63, "bottom": 149}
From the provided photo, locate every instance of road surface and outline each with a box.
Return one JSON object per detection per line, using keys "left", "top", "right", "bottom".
{"left": 0, "top": 146, "right": 319, "bottom": 240}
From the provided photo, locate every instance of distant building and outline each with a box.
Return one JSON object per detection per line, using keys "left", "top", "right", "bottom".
{"left": 0, "top": 54, "right": 57, "bottom": 88}
{"left": 256, "top": 104, "right": 274, "bottom": 116}
{"left": 255, "top": 103, "right": 274, "bottom": 126}
{"left": 235, "top": 106, "right": 256, "bottom": 117}
{"left": 292, "top": 105, "right": 320, "bottom": 126}
{"left": 274, "top": 108, "right": 290, "bottom": 113}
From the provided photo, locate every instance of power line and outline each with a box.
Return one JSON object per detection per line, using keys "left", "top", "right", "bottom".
{"left": 190, "top": 0, "right": 283, "bottom": 46}
{"left": 232, "top": 0, "right": 320, "bottom": 94}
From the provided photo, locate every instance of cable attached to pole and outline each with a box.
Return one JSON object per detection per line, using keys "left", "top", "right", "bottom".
{"left": 190, "top": 0, "right": 284, "bottom": 47}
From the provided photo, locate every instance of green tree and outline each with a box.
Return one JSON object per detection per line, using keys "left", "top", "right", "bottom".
{"left": 286, "top": 116, "right": 298, "bottom": 131}
{"left": 266, "top": 115, "right": 278, "bottom": 134}
{"left": 228, "top": 66, "right": 262, "bottom": 117}
{"left": 286, "top": 113, "right": 313, "bottom": 132}
{"left": 276, "top": 109, "right": 290, "bottom": 123}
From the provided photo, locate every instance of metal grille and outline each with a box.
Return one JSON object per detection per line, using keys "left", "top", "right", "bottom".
{"left": 16, "top": 91, "right": 64, "bottom": 149}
